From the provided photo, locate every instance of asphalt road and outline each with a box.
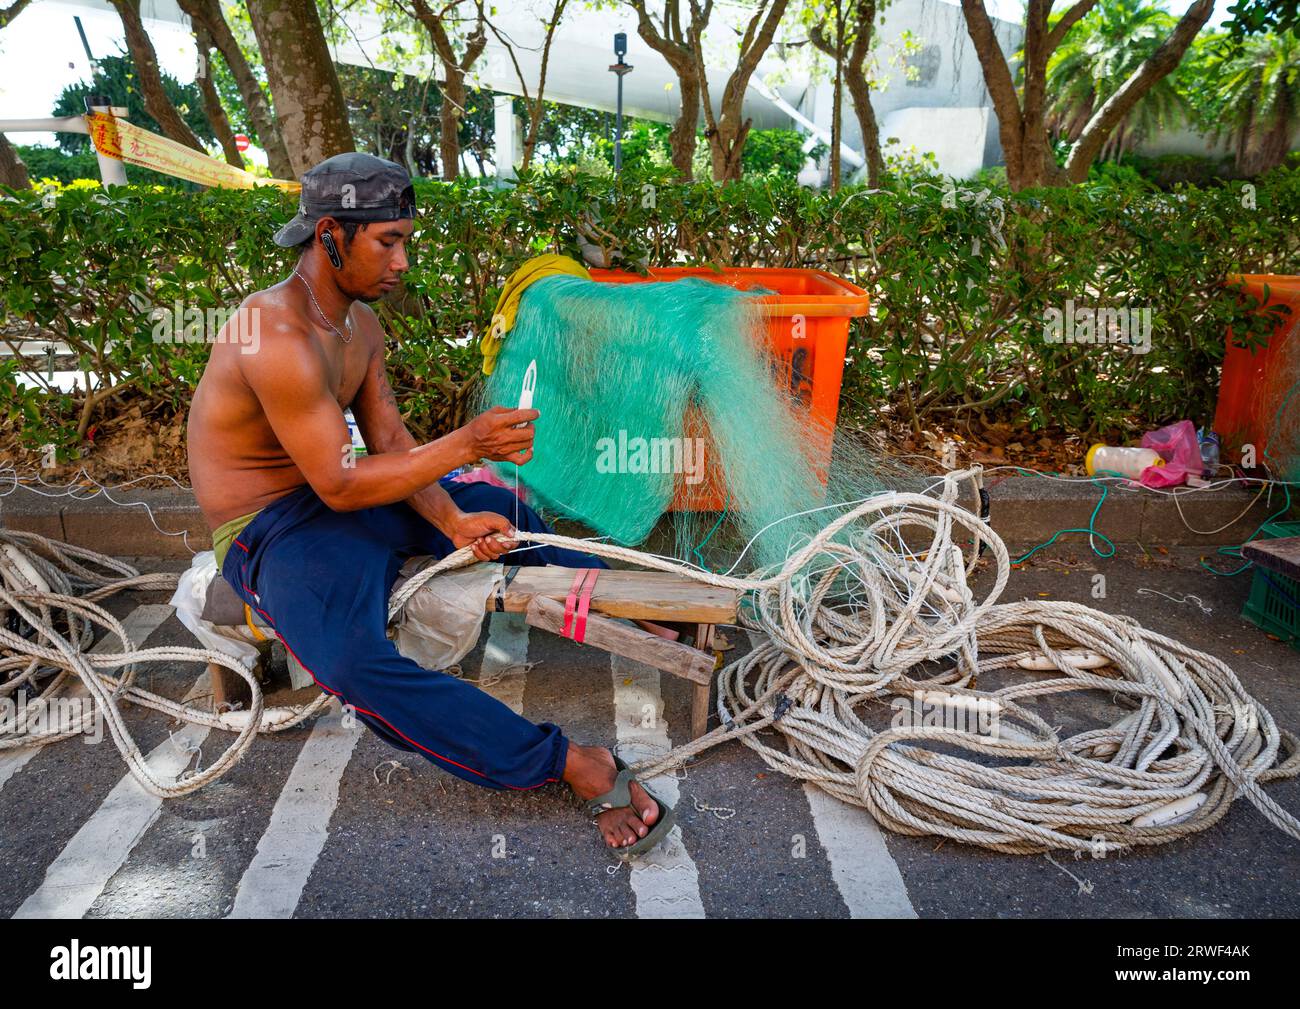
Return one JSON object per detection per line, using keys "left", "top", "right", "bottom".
{"left": 1, "top": 545, "right": 1297, "bottom": 919}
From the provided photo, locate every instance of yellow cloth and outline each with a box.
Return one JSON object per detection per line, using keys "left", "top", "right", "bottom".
{"left": 482, "top": 253, "right": 591, "bottom": 375}
{"left": 211, "top": 509, "right": 262, "bottom": 571}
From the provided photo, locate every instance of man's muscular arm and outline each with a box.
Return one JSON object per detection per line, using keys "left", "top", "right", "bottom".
{"left": 347, "top": 317, "right": 536, "bottom": 561}
{"left": 350, "top": 338, "right": 462, "bottom": 529}
{"left": 242, "top": 316, "right": 534, "bottom": 515}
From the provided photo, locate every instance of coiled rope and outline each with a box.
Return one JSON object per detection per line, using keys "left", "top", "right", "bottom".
{"left": 4, "top": 469, "right": 1298, "bottom": 852}
{"left": 392, "top": 468, "right": 1300, "bottom": 854}
{"left": 0, "top": 530, "right": 328, "bottom": 798}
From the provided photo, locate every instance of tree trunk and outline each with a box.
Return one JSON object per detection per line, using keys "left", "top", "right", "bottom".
{"left": 1237, "top": 92, "right": 1293, "bottom": 176}
{"left": 707, "top": 119, "right": 750, "bottom": 181}
{"left": 631, "top": 1, "right": 710, "bottom": 180}
{"left": 812, "top": 3, "right": 881, "bottom": 188}
{"left": 245, "top": 0, "right": 355, "bottom": 176}
{"left": 1018, "top": 0, "right": 1057, "bottom": 189}
{"left": 409, "top": 0, "right": 487, "bottom": 182}
{"left": 829, "top": 2, "right": 845, "bottom": 190}
{"left": 519, "top": 0, "right": 568, "bottom": 171}
{"left": 0, "top": 3, "right": 33, "bottom": 187}
{"left": 961, "top": 0, "right": 1035, "bottom": 189}
{"left": 178, "top": 0, "right": 294, "bottom": 179}
{"left": 692, "top": 0, "right": 788, "bottom": 182}
{"left": 439, "top": 65, "right": 467, "bottom": 180}
{"left": 109, "top": 0, "right": 205, "bottom": 151}
{"left": 962, "top": 0, "right": 1209, "bottom": 189}
{"left": 844, "top": 60, "right": 882, "bottom": 186}
{"left": 193, "top": 24, "right": 244, "bottom": 167}
{"left": 845, "top": 0, "right": 882, "bottom": 187}
{"left": 0, "top": 0, "right": 33, "bottom": 31}
{"left": 0, "top": 133, "right": 30, "bottom": 189}
{"left": 668, "top": 71, "right": 701, "bottom": 177}
{"left": 1062, "top": 0, "right": 1215, "bottom": 182}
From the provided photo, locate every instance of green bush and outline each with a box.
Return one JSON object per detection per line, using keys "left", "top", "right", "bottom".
{"left": 15, "top": 146, "right": 103, "bottom": 186}
{"left": 0, "top": 165, "right": 1293, "bottom": 463}
{"left": 741, "top": 129, "right": 808, "bottom": 178}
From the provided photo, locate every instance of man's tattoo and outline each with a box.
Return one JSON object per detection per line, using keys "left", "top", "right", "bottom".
{"left": 378, "top": 371, "right": 398, "bottom": 409}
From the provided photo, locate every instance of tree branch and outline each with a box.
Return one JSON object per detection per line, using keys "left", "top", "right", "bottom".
{"left": 1063, "top": 0, "right": 1214, "bottom": 181}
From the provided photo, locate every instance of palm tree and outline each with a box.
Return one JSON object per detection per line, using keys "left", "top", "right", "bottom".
{"left": 1204, "top": 31, "right": 1300, "bottom": 175}
{"left": 1045, "top": 0, "right": 1189, "bottom": 161}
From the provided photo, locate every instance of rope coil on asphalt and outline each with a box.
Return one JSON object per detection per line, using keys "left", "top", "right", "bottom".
{"left": 394, "top": 467, "right": 1300, "bottom": 854}
{"left": 0, "top": 530, "right": 328, "bottom": 799}
{"left": 3, "top": 468, "right": 1298, "bottom": 852}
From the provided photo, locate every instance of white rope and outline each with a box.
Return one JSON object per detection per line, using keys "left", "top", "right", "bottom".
{"left": 392, "top": 467, "right": 1300, "bottom": 854}
{"left": 0, "top": 530, "right": 328, "bottom": 799}
{"left": 4, "top": 467, "right": 1297, "bottom": 853}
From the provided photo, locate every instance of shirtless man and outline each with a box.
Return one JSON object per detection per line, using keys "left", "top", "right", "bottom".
{"left": 186, "top": 153, "right": 667, "bottom": 856}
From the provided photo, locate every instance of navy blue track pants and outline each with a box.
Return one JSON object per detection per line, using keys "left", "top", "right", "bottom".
{"left": 220, "top": 478, "right": 608, "bottom": 791}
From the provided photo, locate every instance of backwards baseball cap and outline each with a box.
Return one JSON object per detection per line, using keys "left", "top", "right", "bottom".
{"left": 273, "top": 152, "right": 417, "bottom": 248}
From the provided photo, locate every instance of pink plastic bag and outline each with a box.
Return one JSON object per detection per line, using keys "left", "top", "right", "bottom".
{"left": 1139, "top": 420, "right": 1200, "bottom": 488}
{"left": 451, "top": 465, "right": 530, "bottom": 505}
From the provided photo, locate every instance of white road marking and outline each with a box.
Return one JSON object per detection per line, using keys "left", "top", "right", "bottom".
{"left": 745, "top": 629, "right": 916, "bottom": 919}
{"left": 478, "top": 611, "right": 530, "bottom": 713}
{"left": 0, "top": 604, "right": 174, "bottom": 793}
{"left": 802, "top": 784, "right": 917, "bottom": 918}
{"left": 611, "top": 654, "right": 705, "bottom": 919}
{"left": 227, "top": 698, "right": 361, "bottom": 919}
{"left": 12, "top": 670, "right": 208, "bottom": 919}
{"left": 227, "top": 611, "right": 528, "bottom": 919}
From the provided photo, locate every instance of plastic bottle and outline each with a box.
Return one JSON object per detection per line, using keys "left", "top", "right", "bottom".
{"left": 1197, "top": 428, "right": 1221, "bottom": 478}
{"left": 1085, "top": 444, "right": 1165, "bottom": 479}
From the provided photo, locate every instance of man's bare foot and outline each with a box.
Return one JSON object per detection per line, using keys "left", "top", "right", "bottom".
{"left": 563, "top": 742, "right": 660, "bottom": 850}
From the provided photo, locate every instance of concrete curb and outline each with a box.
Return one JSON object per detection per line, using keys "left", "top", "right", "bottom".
{"left": 0, "top": 475, "right": 1286, "bottom": 558}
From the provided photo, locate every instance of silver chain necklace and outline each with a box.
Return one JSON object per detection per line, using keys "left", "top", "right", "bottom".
{"left": 292, "top": 266, "right": 353, "bottom": 344}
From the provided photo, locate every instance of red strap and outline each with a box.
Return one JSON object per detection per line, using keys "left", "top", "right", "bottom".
{"left": 561, "top": 568, "right": 599, "bottom": 643}
{"left": 573, "top": 569, "right": 599, "bottom": 643}
{"left": 562, "top": 569, "right": 585, "bottom": 638}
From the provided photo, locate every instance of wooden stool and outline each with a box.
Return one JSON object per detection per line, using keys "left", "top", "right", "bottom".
{"left": 201, "top": 563, "right": 740, "bottom": 739}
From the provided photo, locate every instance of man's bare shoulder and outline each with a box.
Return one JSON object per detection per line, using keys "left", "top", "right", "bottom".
{"left": 233, "top": 284, "right": 328, "bottom": 384}
{"left": 350, "top": 300, "right": 386, "bottom": 356}
{"left": 241, "top": 283, "right": 312, "bottom": 337}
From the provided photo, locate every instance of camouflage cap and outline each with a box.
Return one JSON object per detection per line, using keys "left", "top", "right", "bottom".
{"left": 273, "top": 152, "right": 416, "bottom": 247}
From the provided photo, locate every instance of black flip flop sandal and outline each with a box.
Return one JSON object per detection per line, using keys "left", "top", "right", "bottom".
{"left": 582, "top": 753, "right": 677, "bottom": 860}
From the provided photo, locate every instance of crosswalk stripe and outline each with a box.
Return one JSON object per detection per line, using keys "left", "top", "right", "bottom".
{"left": 477, "top": 611, "right": 530, "bottom": 713}
{"left": 228, "top": 612, "right": 529, "bottom": 919}
{"left": 227, "top": 698, "right": 361, "bottom": 919}
{"left": 744, "top": 629, "right": 915, "bottom": 918}
{"left": 610, "top": 654, "right": 705, "bottom": 919}
{"left": 0, "top": 604, "right": 175, "bottom": 794}
{"left": 12, "top": 670, "right": 208, "bottom": 919}
{"left": 802, "top": 784, "right": 916, "bottom": 918}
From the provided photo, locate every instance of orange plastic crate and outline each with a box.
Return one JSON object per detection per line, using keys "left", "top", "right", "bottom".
{"left": 588, "top": 267, "right": 870, "bottom": 511}
{"left": 1215, "top": 274, "right": 1300, "bottom": 460}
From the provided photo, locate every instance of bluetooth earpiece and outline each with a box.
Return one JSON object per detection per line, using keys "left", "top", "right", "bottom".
{"left": 321, "top": 230, "right": 343, "bottom": 269}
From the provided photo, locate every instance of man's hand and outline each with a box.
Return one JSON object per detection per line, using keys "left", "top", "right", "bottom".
{"left": 444, "top": 509, "right": 519, "bottom": 562}
{"left": 463, "top": 406, "right": 538, "bottom": 466}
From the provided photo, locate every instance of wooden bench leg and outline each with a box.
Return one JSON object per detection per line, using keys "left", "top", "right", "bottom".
{"left": 205, "top": 642, "right": 269, "bottom": 712}
{"left": 690, "top": 680, "right": 711, "bottom": 740}
{"left": 208, "top": 658, "right": 254, "bottom": 712}
{"left": 690, "top": 623, "right": 718, "bottom": 739}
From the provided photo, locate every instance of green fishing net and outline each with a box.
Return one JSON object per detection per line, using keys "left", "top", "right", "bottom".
{"left": 479, "top": 274, "right": 904, "bottom": 570}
